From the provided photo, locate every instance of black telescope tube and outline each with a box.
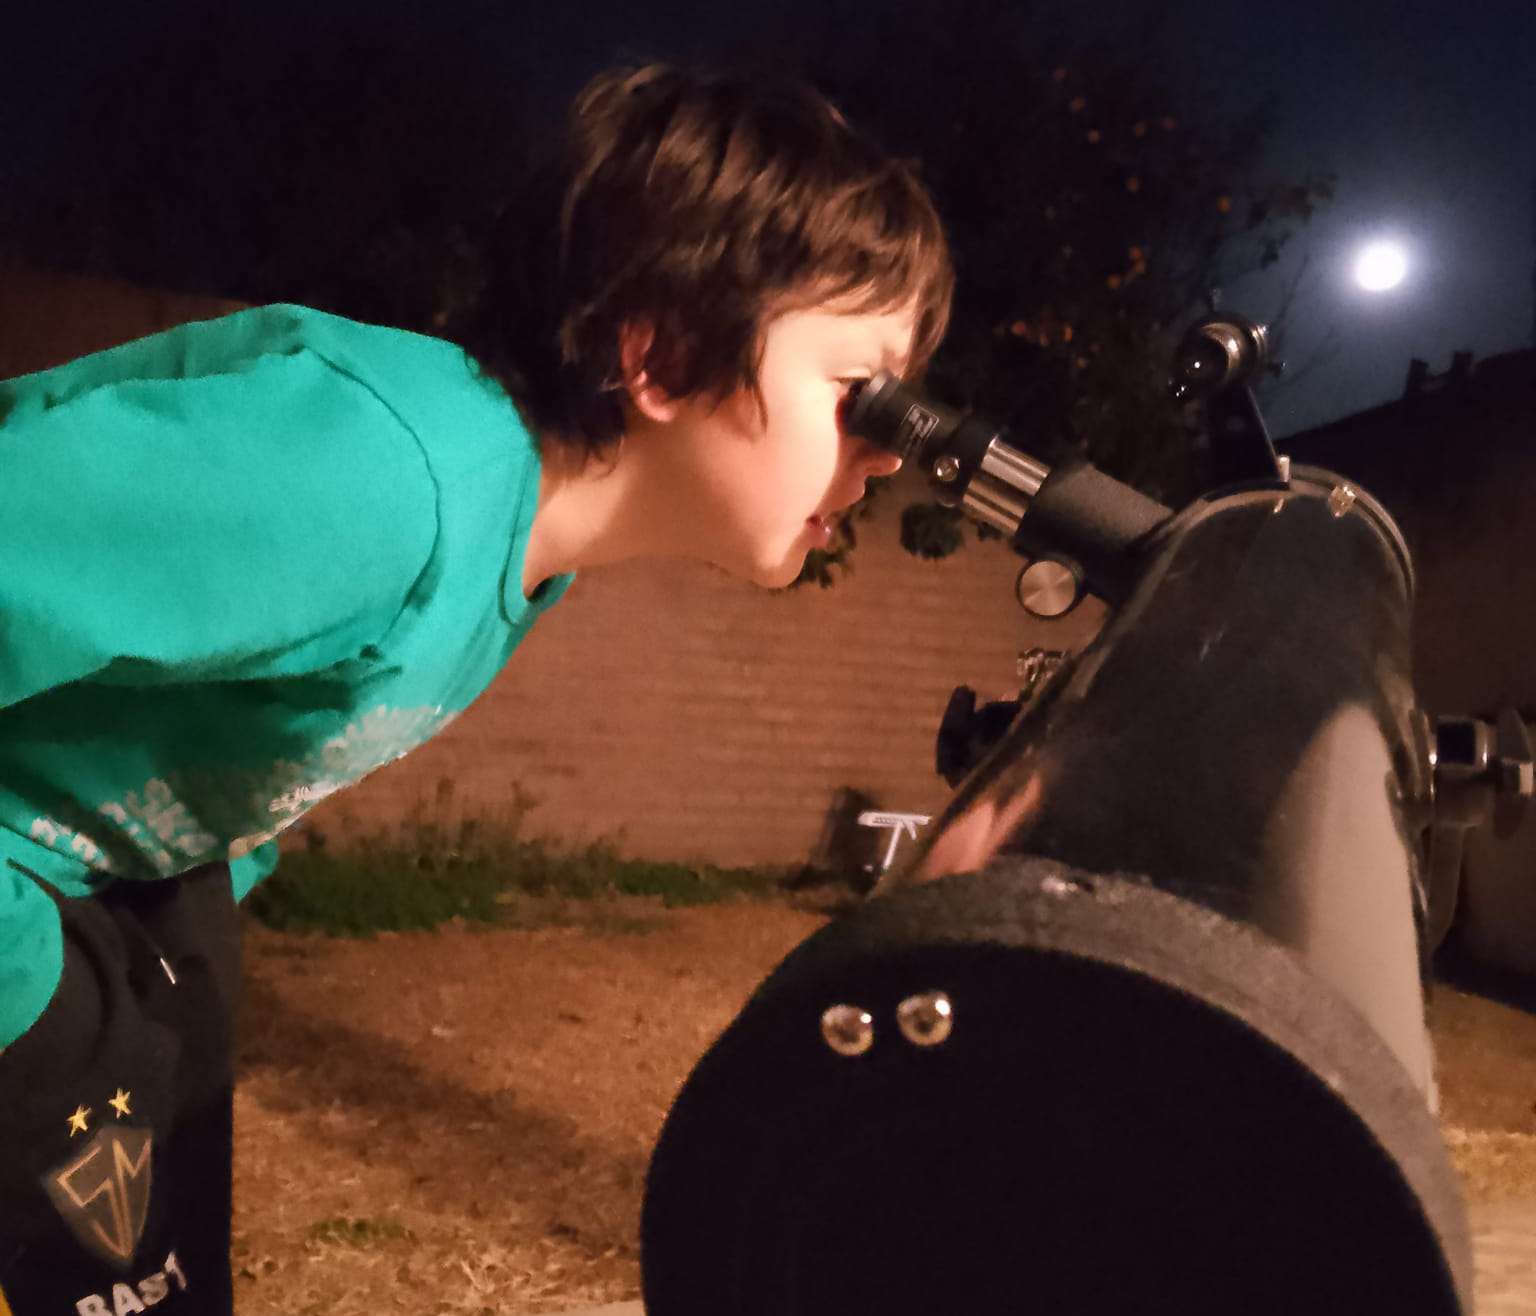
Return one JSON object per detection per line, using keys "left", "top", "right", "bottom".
{"left": 641, "top": 476, "right": 1472, "bottom": 1316}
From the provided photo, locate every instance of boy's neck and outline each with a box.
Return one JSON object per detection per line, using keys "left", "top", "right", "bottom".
{"left": 520, "top": 434, "right": 662, "bottom": 598}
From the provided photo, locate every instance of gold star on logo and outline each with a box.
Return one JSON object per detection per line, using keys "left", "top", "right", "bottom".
{"left": 108, "top": 1089, "right": 132, "bottom": 1119}
{"left": 66, "top": 1105, "right": 90, "bottom": 1137}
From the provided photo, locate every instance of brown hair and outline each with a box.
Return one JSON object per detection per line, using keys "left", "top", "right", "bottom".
{"left": 451, "top": 62, "right": 953, "bottom": 457}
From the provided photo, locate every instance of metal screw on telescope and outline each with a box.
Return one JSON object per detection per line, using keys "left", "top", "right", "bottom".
{"left": 932, "top": 455, "right": 961, "bottom": 484}
{"left": 820, "top": 1004, "right": 875, "bottom": 1057}
{"left": 896, "top": 991, "right": 954, "bottom": 1047}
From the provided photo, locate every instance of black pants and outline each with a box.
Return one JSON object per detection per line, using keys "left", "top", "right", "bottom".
{"left": 0, "top": 863, "right": 240, "bottom": 1315}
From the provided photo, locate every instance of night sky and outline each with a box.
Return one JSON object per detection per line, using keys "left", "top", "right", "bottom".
{"left": 1134, "top": 0, "right": 1536, "bottom": 436}
{"left": 3, "top": 0, "right": 1532, "bottom": 439}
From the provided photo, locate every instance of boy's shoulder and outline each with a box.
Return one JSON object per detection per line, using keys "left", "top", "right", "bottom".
{"left": 205, "top": 304, "right": 526, "bottom": 452}
{"left": 8, "top": 302, "right": 476, "bottom": 404}
{"left": 5, "top": 302, "right": 533, "bottom": 483}
{"left": 209, "top": 303, "right": 475, "bottom": 384}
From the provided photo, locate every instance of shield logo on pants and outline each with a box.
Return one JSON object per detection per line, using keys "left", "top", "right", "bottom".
{"left": 44, "top": 1127, "right": 154, "bottom": 1267}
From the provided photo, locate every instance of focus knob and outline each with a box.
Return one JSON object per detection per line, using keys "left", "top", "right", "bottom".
{"left": 1016, "top": 557, "right": 1084, "bottom": 619}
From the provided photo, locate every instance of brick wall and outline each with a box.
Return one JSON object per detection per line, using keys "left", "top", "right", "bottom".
{"left": 315, "top": 501, "right": 1105, "bottom": 866}
{"left": 1, "top": 266, "right": 1105, "bottom": 867}
{"left": 0, "top": 262, "right": 241, "bottom": 377}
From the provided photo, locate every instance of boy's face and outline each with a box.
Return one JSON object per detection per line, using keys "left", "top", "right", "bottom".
{"left": 643, "top": 301, "right": 916, "bottom": 588}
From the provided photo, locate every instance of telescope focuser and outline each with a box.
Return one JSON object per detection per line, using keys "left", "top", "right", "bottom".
{"left": 1168, "top": 311, "right": 1270, "bottom": 402}
{"left": 845, "top": 373, "right": 1171, "bottom": 606}
{"left": 844, "top": 312, "right": 1295, "bottom": 608}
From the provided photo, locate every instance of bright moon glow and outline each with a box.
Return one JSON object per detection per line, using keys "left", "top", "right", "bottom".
{"left": 1354, "top": 241, "right": 1408, "bottom": 292}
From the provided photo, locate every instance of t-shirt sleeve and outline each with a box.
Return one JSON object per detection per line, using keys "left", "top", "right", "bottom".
{"left": 0, "top": 344, "right": 440, "bottom": 707}
{"left": 0, "top": 863, "right": 63, "bottom": 1050}
{"left": 229, "top": 840, "right": 280, "bottom": 902}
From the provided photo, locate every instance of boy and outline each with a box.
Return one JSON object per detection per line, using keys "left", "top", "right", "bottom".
{"left": 0, "top": 62, "right": 952, "bottom": 1312}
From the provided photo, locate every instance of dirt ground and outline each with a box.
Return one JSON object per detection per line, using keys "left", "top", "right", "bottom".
{"left": 232, "top": 899, "right": 1536, "bottom": 1315}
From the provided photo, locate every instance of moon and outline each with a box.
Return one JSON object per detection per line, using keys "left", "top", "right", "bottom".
{"left": 1354, "top": 241, "right": 1408, "bottom": 292}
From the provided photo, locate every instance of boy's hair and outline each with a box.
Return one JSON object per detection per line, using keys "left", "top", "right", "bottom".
{"left": 452, "top": 63, "right": 953, "bottom": 458}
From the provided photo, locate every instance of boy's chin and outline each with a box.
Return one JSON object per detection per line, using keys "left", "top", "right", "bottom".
{"left": 755, "top": 547, "right": 813, "bottom": 590}
{"left": 711, "top": 536, "right": 813, "bottom": 590}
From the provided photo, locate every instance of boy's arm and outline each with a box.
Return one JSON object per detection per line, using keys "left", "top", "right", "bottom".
{"left": 0, "top": 344, "right": 439, "bottom": 707}
{"left": 0, "top": 338, "right": 439, "bottom": 1047}
{"left": 0, "top": 864, "right": 63, "bottom": 1050}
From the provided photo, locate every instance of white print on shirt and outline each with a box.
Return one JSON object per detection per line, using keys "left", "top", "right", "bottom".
{"left": 74, "top": 1249, "right": 189, "bottom": 1314}
{"left": 26, "top": 704, "right": 456, "bottom": 877}
{"left": 100, "top": 780, "right": 221, "bottom": 860}
{"left": 226, "top": 704, "right": 457, "bottom": 858}
{"left": 29, "top": 815, "right": 107, "bottom": 868}
{"left": 268, "top": 780, "right": 344, "bottom": 813}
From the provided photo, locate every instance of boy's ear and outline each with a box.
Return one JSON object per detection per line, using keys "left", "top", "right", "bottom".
{"left": 619, "top": 320, "right": 682, "bottom": 423}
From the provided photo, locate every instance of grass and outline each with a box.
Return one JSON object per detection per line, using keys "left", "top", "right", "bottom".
{"left": 245, "top": 794, "right": 785, "bottom": 937}
{"left": 304, "top": 1216, "right": 415, "bottom": 1248}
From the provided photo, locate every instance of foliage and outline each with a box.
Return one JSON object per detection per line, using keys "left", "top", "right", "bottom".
{"left": 899, "top": 502, "right": 966, "bottom": 560}
{"left": 305, "top": 1217, "right": 415, "bottom": 1248}
{"left": 791, "top": 474, "right": 893, "bottom": 587}
{"left": 245, "top": 790, "right": 783, "bottom": 937}
{"left": 799, "top": 0, "right": 1333, "bottom": 547}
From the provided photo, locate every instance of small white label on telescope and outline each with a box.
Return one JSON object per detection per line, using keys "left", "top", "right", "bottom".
{"left": 898, "top": 404, "right": 940, "bottom": 453}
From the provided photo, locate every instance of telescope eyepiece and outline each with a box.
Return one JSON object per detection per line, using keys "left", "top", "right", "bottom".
{"left": 843, "top": 370, "right": 961, "bottom": 466}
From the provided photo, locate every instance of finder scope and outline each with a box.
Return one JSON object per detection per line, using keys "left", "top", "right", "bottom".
{"left": 1168, "top": 312, "right": 1270, "bottom": 401}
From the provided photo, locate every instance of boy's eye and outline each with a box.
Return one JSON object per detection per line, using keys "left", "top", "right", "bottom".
{"left": 836, "top": 378, "right": 870, "bottom": 426}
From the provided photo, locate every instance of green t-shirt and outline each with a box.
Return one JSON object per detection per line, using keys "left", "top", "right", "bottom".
{"left": 0, "top": 304, "right": 571, "bottom": 1046}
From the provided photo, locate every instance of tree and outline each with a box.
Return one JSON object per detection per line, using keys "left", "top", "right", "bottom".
{"left": 785, "top": 0, "right": 1332, "bottom": 581}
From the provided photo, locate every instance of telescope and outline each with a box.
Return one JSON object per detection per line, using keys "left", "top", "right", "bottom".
{"left": 641, "top": 312, "right": 1531, "bottom": 1313}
